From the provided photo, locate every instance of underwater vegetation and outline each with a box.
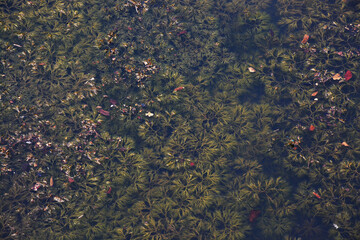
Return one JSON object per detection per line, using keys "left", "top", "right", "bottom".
{"left": 227, "top": 10, "right": 277, "bottom": 58}
{"left": 1, "top": 0, "right": 360, "bottom": 239}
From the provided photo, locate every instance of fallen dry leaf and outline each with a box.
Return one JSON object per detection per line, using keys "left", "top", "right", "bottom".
{"left": 248, "top": 67, "right": 256, "bottom": 73}
{"left": 332, "top": 73, "right": 342, "bottom": 80}
{"left": 50, "top": 176, "right": 54, "bottom": 187}
{"left": 344, "top": 70, "right": 352, "bottom": 81}
{"left": 341, "top": 142, "right": 350, "bottom": 147}
{"left": 301, "top": 34, "right": 310, "bottom": 44}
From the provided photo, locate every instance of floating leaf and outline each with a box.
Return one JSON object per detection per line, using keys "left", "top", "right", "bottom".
{"left": 344, "top": 70, "right": 352, "bottom": 81}
{"left": 312, "top": 192, "right": 321, "bottom": 199}
{"left": 332, "top": 73, "right": 341, "bottom": 80}
{"left": 53, "top": 196, "right": 65, "bottom": 202}
{"left": 248, "top": 67, "right": 256, "bottom": 72}
{"left": 50, "top": 176, "right": 54, "bottom": 187}
{"left": 301, "top": 34, "right": 309, "bottom": 44}
{"left": 145, "top": 112, "right": 154, "bottom": 117}
{"left": 173, "top": 86, "right": 184, "bottom": 92}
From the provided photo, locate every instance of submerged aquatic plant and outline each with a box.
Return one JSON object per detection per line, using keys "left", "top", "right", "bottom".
{"left": 227, "top": 10, "right": 277, "bottom": 58}
{"left": 1, "top": 0, "right": 360, "bottom": 239}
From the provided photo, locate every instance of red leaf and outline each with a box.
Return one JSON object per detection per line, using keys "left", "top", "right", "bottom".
{"left": 344, "top": 70, "right": 352, "bottom": 81}
{"left": 309, "top": 125, "right": 315, "bottom": 131}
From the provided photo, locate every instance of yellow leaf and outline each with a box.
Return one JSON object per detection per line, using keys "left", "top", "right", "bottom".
{"left": 332, "top": 73, "right": 341, "bottom": 80}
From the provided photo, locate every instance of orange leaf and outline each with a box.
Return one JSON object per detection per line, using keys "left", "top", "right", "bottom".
{"left": 341, "top": 142, "right": 350, "bottom": 147}
{"left": 312, "top": 192, "right": 321, "bottom": 199}
{"left": 173, "top": 86, "right": 184, "bottom": 92}
{"left": 50, "top": 176, "right": 54, "bottom": 187}
{"left": 332, "top": 73, "right": 341, "bottom": 80}
{"left": 311, "top": 91, "right": 318, "bottom": 96}
{"left": 301, "top": 34, "right": 309, "bottom": 44}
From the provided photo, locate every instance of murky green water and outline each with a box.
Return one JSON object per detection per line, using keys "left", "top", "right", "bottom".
{"left": 1, "top": 0, "right": 360, "bottom": 239}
